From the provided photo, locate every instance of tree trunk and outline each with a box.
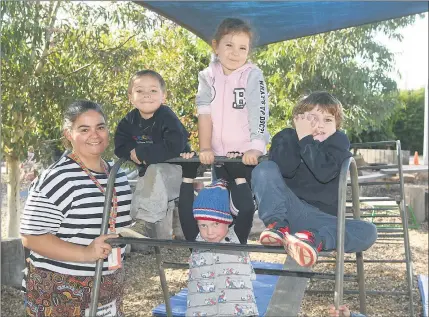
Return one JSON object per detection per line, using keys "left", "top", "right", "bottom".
{"left": 7, "top": 157, "right": 21, "bottom": 238}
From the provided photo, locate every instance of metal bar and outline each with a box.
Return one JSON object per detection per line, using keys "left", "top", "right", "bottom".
{"left": 165, "top": 155, "right": 268, "bottom": 163}
{"left": 318, "top": 259, "right": 406, "bottom": 264}
{"left": 107, "top": 237, "right": 288, "bottom": 253}
{"left": 163, "top": 262, "right": 357, "bottom": 281}
{"left": 347, "top": 181, "right": 400, "bottom": 186}
{"left": 396, "top": 140, "right": 415, "bottom": 317}
{"left": 334, "top": 157, "right": 353, "bottom": 310}
{"left": 376, "top": 234, "right": 404, "bottom": 238}
{"left": 357, "top": 165, "right": 398, "bottom": 170}
{"left": 359, "top": 215, "right": 401, "bottom": 218}
{"left": 358, "top": 206, "right": 399, "bottom": 211}
{"left": 371, "top": 222, "right": 403, "bottom": 226}
{"left": 377, "top": 228, "right": 404, "bottom": 233}
{"left": 349, "top": 158, "right": 367, "bottom": 316}
{"left": 350, "top": 140, "right": 397, "bottom": 148}
{"left": 307, "top": 289, "right": 408, "bottom": 296}
{"left": 346, "top": 197, "right": 398, "bottom": 202}
{"left": 155, "top": 246, "right": 172, "bottom": 317}
{"left": 89, "top": 158, "right": 126, "bottom": 316}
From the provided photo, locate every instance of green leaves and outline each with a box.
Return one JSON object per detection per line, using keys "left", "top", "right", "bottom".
{"left": 253, "top": 15, "right": 418, "bottom": 139}
{"left": 1, "top": 1, "right": 154, "bottom": 162}
{"left": 2, "top": 1, "right": 420, "bottom": 162}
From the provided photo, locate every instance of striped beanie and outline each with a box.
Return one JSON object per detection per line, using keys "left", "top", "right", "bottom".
{"left": 193, "top": 179, "right": 233, "bottom": 224}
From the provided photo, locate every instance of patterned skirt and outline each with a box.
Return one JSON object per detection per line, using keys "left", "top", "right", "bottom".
{"left": 24, "top": 262, "right": 125, "bottom": 317}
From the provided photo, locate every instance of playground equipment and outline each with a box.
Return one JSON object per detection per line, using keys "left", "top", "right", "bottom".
{"left": 88, "top": 154, "right": 364, "bottom": 316}
{"left": 88, "top": 140, "right": 415, "bottom": 317}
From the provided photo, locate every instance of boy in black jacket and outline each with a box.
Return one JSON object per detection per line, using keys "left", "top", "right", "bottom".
{"left": 252, "top": 91, "right": 377, "bottom": 267}
{"left": 114, "top": 70, "right": 190, "bottom": 176}
{"left": 114, "top": 70, "right": 191, "bottom": 226}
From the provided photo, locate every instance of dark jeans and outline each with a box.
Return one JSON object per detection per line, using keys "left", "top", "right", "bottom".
{"left": 178, "top": 165, "right": 256, "bottom": 244}
{"left": 251, "top": 161, "right": 377, "bottom": 253}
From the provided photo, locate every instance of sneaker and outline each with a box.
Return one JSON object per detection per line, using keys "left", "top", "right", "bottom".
{"left": 259, "top": 221, "right": 290, "bottom": 246}
{"left": 283, "top": 230, "right": 322, "bottom": 267}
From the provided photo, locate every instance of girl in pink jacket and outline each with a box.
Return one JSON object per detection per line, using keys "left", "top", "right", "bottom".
{"left": 197, "top": 18, "right": 269, "bottom": 165}
{"left": 187, "top": 18, "right": 269, "bottom": 244}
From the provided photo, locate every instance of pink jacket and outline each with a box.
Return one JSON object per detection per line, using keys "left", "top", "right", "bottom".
{"left": 196, "top": 61, "right": 270, "bottom": 156}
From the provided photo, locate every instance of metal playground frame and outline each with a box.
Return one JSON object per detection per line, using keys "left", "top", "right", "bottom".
{"left": 88, "top": 140, "right": 414, "bottom": 317}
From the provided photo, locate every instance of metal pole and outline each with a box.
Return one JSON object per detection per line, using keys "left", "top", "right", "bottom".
{"left": 154, "top": 246, "right": 173, "bottom": 317}
{"left": 424, "top": 83, "right": 428, "bottom": 165}
{"left": 163, "top": 261, "right": 358, "bottom": 281}
{"left": 396, "top": 141, "right": 415, "bottom": 317}
{"left": 89, "top": 158, "right": 126, "bottom": 316}
{"left": 350, "top": 157, "right": 367, "bottom": 315}
{"left": 165, "top": 156, "right": 268, "bottom": 163}
{"left": 334, "top": 157, "right": 352, "bottom": 310}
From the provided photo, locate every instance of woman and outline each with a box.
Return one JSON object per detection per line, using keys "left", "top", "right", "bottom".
{"left": 20, "top": 100, "right": 132, "bottom": 317}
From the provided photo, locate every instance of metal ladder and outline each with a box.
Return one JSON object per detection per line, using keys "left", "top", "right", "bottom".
{"left": 307, "top": 140, "right": 414, "bottom": 316}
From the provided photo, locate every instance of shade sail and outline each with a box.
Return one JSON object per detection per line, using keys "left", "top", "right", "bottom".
{"left": 136, "top": 1, "right": 428, "bottom": 47}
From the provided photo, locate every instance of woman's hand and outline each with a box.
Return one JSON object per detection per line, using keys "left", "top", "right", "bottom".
{"left": 199, "top": 148, "right": 215, "bottom": 165}
{"left": 83, "top": 234, "right": 119, "bottom": 262}
{"left": 242, "top": 149, "right": 262, "bottom": 165}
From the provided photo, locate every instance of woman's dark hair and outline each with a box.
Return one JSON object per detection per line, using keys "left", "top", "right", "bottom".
{"left": 62, "top": 100, "right": 106, "bottom": 148}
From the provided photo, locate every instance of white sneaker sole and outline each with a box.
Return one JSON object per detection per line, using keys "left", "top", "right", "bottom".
{"left": 259, "top": 230, "right": 284, "bottom": 246}
{"left": 283, "top": 233, "right": 318, "bottom": 267}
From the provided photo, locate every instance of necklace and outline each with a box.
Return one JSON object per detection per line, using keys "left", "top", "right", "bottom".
{"left": 68, "top": 152, "right": 118, "bottom": 234}
{"left": 139, "top": 118, "right": 156, "bottom": 134}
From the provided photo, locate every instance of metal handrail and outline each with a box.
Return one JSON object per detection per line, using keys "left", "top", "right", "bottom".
{"left": 89, "top": 158, "right": 126, "bottom": 315}
{"left": 89, "top": 155, "right": 359, "bottom": 316}
{"left": 350, "top": 140, "right": 398, "bottom": 148}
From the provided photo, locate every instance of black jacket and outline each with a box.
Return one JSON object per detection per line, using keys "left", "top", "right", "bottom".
{"left": 269, "top": 128, "right": 352, "bottom": 216}
{"left": 114, "top": 105, "right": 190, "bottom": 175}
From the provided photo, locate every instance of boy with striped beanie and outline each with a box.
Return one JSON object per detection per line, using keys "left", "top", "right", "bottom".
{"left": 192, "top": 180, "right": 233, "bottom": 242}
{"left": 187, "top": 179, "right": 258, "bottom": 317}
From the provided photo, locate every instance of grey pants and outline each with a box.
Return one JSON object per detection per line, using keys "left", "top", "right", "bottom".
{"left": 251, "top": 161, "right": 377, "bottom": 253}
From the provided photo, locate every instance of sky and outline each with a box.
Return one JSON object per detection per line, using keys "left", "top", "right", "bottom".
{"left": 375, "top": 13, "right": 428, "bottom": 90}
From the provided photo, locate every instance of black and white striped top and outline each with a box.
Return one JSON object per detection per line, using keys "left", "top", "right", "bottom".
{"left": 20, "top": 156, "right": 132, "bottom": 276}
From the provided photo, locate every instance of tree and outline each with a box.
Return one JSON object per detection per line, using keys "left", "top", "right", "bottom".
{"left": 252, "top": 15, "right": 420, "bottom": 138}
{"left": 1, "top": 1, "right": 153, "bottom": 236}
{"left": 111, "top": 23, "right": 211, "bottom": 151}
{"left": 390, "top": 88, "right": 424, "bottom": 152}
{"left": 2, "top": 1, "right": 420, "bottom": 238}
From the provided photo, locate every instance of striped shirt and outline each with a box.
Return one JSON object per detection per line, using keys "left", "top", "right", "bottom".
{"left": 20, "top": 156, "right": 132, "bottom": 276}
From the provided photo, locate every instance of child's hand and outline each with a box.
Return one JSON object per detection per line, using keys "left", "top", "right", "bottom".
{"left": 180, "top": 152, "right": 196, "bottom": 160}
{"left": 130, "top": 149, "right": 142, "bottom": 165}
{"left": 294, "top": 112, "right": 319, "bottom": 140}
{"left": 328, "top": 304, "right": 351, "bottom": 317}
{"left": 199, "top": 149, "right": 215, "bottom": 165}
{"left": 226, "top": 151, "right": 243, "bottom": 159}
{"left": 242, "top": 149, "right": 262, "bottom": 165}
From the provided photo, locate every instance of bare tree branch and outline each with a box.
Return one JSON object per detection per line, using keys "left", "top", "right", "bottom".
{"left": 64, "top": 63, "right": 94, "bottom": 77}
{"left": 34, "top": 1, "right": 61, "bottom": 76}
